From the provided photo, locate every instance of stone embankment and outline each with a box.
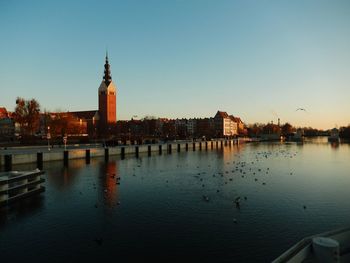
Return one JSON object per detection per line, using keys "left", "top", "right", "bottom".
{"left": 0, "top": 138, "right": 251, "bottom": 171}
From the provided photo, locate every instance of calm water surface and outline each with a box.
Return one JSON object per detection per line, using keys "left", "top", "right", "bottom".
{"left": 1, "top": 139, "right": 350, "bottom": 262}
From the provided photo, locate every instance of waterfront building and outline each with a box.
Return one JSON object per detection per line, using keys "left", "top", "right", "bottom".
{"left": 38, "top": 112, "right": 89, "bottom": 143}
{"left": 260, "top": 122, "right": 281, "bottom": 141}
{"left": 195, "top": 118, "right": 215, "bottom": 139}
{"left": 0, "top": 119, "right": 15, "bottom": 141}
{"left": 161, "top": 119, "right": 176, "bottom": 140}
{"left": 0, "top": 107, "right": 15, "bottom": 141}
{"left": 214, "top": 111, "right": 239, "bottom": 138}
{"left": 68, "top": 111, "right": 98, "bottom": 137}
{"left": 98, "top": 53, "right": 117, "bottom": 133}
{"left": 187, "top": 118, "right": 197, "bottom": 136}
{"left": 228, "top": 115, "right": 239, "bottom": 136}
{"left": 70, "top": 53, "right": 117, "bottom": 137}
{"left": 175, "top": 118, "right": 188, "bottom": 138}
{"left": 143, "top": 118, "right": 161, "bottom": 137}
{"left": 232, "top": 116, "right": 246, "bottom": 135}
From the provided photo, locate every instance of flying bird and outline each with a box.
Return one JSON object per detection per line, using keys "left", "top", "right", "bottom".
{"left": 296, "top": 108, "right": 307, "bottom": 112}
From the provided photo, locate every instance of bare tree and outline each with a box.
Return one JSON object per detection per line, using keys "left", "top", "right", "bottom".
{"left": 14, "top": 97, "right": 40, "bottom": 136}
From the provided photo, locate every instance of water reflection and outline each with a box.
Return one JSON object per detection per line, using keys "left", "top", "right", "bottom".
{"left": 0, "top": 195, "right": 44, "bottom": 226}
{"left": 217, "top": 143, "right": 244, "bottom": 162}
{"left": 1, "top": 139, "right": 350, "bottom": 262}
{"left": 99, "top": 161, "right": 120, "bottom": 208}
{"left": 330, "top": 142, "right": 340, "bottom": 149}
{"left": 46, "top": 161, "right": 84, "bottom": 190}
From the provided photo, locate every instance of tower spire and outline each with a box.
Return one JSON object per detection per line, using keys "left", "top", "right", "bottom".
{"left": 103, "top": 51, "right": 112, "bottom": 86}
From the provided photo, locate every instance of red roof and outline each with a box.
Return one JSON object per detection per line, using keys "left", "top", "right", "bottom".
{"left": 70, "top": 110, "right": 98, "bottom": 120}
{"left": 228, "top": 115, "right": 236, "bottom": 121}
{"left": 215, "top": 111, "right": 229, "bottom": 118}
{"left": 233, "top": 117, "right": 242, "bottom": 123}
{"left": 215, "top": 111, "right": 243, "bottom": 123}
{"left": 0, "top": 107, "right": 9, "bottom": 119}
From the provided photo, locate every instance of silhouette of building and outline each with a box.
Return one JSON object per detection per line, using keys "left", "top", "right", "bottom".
{"left": 195, "top": 118, "right": 215, "bottom": 138}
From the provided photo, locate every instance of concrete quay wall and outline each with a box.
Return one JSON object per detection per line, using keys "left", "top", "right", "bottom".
{"left": 0, "top": 139, "right": 248, "bottom": 170}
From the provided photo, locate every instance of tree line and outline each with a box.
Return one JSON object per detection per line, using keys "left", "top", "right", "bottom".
{"left": 339, "top": 126, "right": 350, "bottom": 138}
{"left": 247, "top": 122, "right": 350, "bottom": 138}
{"left": 11, "top": 97, "right": 350, "bottom": 139}
{"left": 13, "top": 97, "right": 84, "bottom": 138}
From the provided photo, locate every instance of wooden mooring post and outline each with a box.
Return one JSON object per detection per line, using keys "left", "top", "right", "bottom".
{"left": 148, "top": 145, "right": 151, "bottom": 156}
{"left": 85, "top": 149, "right": 90, "bottom": 164}
{"left": 63, "top": 150, "right": 69, "bottom": 166}
{"left": 37, "top": 152, "right": 43, "bottom": 169}
{"left": 5, "top": 154, "right": 12, "bottom": 172}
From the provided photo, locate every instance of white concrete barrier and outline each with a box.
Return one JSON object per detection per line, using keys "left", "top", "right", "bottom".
{"left": 0, "top": 139, "right": 239, "bottom": 167}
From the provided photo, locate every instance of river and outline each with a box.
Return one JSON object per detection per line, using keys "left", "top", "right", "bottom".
{"left": 1, "top": 138, "right": 349, "bottom": 262}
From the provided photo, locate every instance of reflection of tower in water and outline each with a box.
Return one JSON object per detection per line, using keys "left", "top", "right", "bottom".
{"left": 101, "top": 161, "right": 120, "bottom": 208}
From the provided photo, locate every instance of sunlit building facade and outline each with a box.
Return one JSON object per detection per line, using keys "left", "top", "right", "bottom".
{"left": 98, "top": 53, "right": 117, "bottom": 132}
{"left": 214, "top": 111, "right": 239, "bottom": 137}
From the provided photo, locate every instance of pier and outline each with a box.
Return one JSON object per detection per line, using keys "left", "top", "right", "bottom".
{"left": 0, "top": 138, "right": 248, "bottom": 170}
{"left": 0, "top": 169, "right": 45, "bottom": 206}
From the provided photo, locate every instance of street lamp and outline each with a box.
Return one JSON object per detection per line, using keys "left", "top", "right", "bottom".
{"left": 47, "top": 126, "right": 51, "bottom": 151}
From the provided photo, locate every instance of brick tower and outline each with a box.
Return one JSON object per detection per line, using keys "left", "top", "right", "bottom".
{"left": 98, "top": 53, "right": 117, "bottom": 134}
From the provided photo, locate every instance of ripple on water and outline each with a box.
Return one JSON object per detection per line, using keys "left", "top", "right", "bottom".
{"left": 1, "top": 140, "right": 350, "bottom": 262}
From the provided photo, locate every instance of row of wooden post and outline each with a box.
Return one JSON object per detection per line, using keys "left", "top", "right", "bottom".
{"left": 2, "top": 140, "right": 238, "bottom": 171}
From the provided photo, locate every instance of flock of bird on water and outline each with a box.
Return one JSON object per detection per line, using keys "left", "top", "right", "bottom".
{"left": 193, "top": 149, "right": 304, "bottom": 223}
{"left": 92, "top": 146, "right": 304, "bottom": 246}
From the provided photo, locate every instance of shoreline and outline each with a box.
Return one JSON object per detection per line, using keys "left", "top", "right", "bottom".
{"left": 0, "top": 138, "right": 252, "bottom": 170}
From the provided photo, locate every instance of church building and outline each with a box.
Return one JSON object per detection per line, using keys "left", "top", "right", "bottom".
{"left": 98, "top": 53, "right": 117, "bottom": 132}
{"left": 70, "top": 53, "right": 117, "bottom": 137}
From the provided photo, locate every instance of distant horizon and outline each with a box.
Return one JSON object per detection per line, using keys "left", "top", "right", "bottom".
{"left": 1, "top": 0, "right": 349, "bottom": 130}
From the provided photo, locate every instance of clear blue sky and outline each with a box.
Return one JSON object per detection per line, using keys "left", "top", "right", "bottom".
{"left": 1, "top": 0, "right": 349, "bottom": 129}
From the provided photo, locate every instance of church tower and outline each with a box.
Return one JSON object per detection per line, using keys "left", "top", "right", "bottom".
{"left": 98, "top": 53, "right": 117, "bottom": 132}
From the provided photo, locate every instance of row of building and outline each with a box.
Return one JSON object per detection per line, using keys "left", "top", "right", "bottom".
{"left": 0, "top": 107, "right": 15, "bottom": 141}
{"left": 0, "top": 54, "right": 246, "bottom": 143}
{"left": 0, "top": 108, "right": 246, "bottom": 142}
{"left": 114, "top": 111, "right": 246, "bottom": 141}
